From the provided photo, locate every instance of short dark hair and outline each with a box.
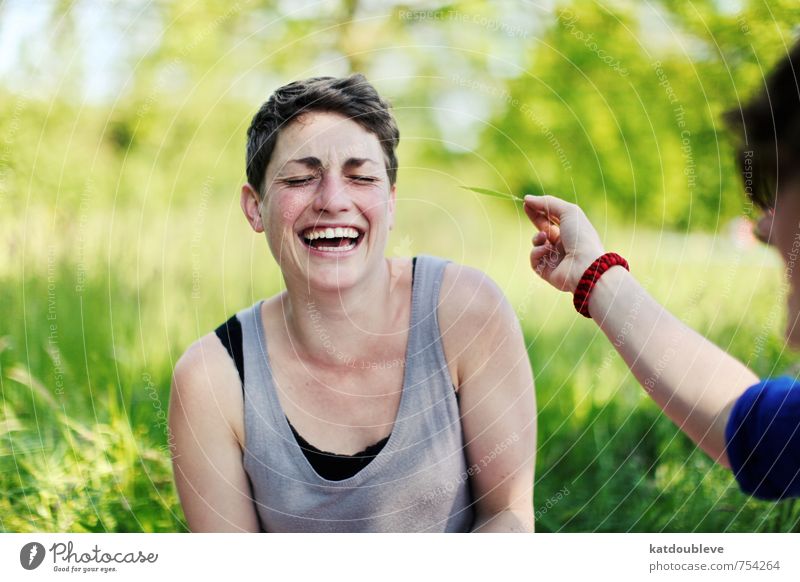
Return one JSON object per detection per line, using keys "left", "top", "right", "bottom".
{"left": 245, "top": 73, "right": 400, "bottom": 196}
{"left": 725, "top": 40, "right": 800, "bottom": 209}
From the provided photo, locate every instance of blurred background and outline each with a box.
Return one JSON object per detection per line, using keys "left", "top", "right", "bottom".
{"left": 1, "top": 0, "right": 799, "bottom": 532}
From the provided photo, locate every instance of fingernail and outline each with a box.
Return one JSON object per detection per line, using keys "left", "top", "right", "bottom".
{"left": 524, "top": 194, "right": 535, "bottom": 201}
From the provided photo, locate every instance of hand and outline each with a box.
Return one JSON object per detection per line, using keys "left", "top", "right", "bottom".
{"left": 523, "top": 195, "right": 606, "bottom": 292}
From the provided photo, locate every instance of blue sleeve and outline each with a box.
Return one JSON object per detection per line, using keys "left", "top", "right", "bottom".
{"left": 725, "top": 376, "right": 800, "bottom": 500}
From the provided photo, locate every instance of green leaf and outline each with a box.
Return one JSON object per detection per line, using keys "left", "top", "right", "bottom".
{"left": 460, "top": 185, "right": 523, "bottom": 202}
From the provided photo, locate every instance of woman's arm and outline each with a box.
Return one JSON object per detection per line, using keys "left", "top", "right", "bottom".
{"left": 524, "top": 195, "right": 759, "bottom": 467}
{"left": 439, "top": 265, "right": 537, "bottom": 532}
{"left": 169, "top": 335, "right": 261, "bottom": 532}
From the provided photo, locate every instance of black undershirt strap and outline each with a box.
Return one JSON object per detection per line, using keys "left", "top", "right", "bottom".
{"left": 214, "top": 315, "right": 245, "bottom": 385}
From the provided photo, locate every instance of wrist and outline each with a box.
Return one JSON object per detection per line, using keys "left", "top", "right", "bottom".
{"left": 568, "top": 251, "right": 606, "bottom": 293}
{"left": 586, "top": 265, "right": 630, "bottom": 319}
{"left": 572, "top": 252, "right": 630, "bottom": 318}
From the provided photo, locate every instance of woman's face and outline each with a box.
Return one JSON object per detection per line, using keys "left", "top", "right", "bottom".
{"left": 769, "top": 180, "right": 800, "bottom": 346}
{"left": 248, "top": 111, "right": 396, "bottom": 292}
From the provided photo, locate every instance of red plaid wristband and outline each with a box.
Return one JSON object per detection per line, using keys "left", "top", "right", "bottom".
{"left": 573, "top": 253, "right": 630, "bottom": 318}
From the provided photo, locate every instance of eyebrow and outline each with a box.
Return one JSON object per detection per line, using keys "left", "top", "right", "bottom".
{"left": 279, "top": 156, "right": 379, "bottom": 172}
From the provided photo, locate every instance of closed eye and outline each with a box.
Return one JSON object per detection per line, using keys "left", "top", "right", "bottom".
{"left": 349, "top": 175, "right": 379, "bottom": 183}
{"left": 281, "top": 176, "right": 317, "bottom": 187}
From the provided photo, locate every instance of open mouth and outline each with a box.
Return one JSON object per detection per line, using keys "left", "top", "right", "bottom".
{"left": 299, "top": 226, "right": 365, "bottom": 253}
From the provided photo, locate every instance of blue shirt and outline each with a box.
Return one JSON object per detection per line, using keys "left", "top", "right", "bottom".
{"left": 725, "top": 376, "right": 800, "bottom": 500}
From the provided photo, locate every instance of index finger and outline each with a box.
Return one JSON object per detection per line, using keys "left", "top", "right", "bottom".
{"left": 524, "top": 194, "right": 572, "bottom": 217}
{"left": 523, "top": 195, "right": 562, "bottom": 226}
{"left": 525, "top": 208, "right": 556, "bottom": 232}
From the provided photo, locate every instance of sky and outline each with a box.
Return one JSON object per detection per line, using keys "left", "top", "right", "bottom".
{"left": 0, "top": 0, "right": 159, "bottom": 101}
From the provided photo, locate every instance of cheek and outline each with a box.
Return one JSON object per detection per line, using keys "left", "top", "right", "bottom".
{"left": 362, "top": 194, "right": 392, "bottom": 222}
{"left": 267, "top": 193, "right": 306, "bottom": 231}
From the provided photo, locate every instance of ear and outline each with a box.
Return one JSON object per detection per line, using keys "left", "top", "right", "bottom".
{"left": 241, "top": 183, "right": 264, "bottom": 233}
{"left": 388, "top": 183, "right": 397, "bottom": 231}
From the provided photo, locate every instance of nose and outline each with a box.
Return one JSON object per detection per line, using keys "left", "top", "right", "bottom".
{"left": 311, "top": 171, "right": 354, "bottom": 214}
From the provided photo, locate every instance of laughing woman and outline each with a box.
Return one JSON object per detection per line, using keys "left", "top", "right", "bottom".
{"left": 168, "top": 74, "right": 537, "bottom": 532}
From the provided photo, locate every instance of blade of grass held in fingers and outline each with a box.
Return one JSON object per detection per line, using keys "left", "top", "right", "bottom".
{"left": 460, "top": 185, "right": 524, "bottom": 202}
{"left": 461, "top": 185, "right": 560, "bottom": 226}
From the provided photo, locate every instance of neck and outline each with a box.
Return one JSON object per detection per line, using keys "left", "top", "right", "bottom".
{"left": 280, "top": 258, "right": 408, "bottom": 368}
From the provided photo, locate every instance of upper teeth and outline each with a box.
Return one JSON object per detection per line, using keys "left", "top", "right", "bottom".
{"left": 303, "top": 227, "right": 360, "bottom": 240}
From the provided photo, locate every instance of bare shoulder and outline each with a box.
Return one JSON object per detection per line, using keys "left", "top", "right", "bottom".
{"left": 437, "top": 262, "right": 519, "bottom": 388}
{"left": 173, "top": 332, "right": 241, "bottom": 392}
{"left": 170, "top": 331, "right": 244, "bottom": 445}
{"left": 438, "top": 262, "right": 514, "bottom": 331}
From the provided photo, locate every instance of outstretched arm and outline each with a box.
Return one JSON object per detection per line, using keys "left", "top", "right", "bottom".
{"left": 524, "top": 195, "right": 759, "bottom": 467}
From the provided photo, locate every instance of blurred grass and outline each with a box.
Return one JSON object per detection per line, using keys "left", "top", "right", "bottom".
{"left": 2, "top": 184, "right": 799, "bottom": 532}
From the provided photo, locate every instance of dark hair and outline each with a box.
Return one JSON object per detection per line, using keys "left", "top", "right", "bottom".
{"left": 245, "top": 73, "right": 400, "bottom": 196}
{"left": 725, "top": 40, "right": 800, "bottom": 210}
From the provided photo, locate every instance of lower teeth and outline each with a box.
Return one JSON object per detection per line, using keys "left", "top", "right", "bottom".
{"left": 316, "top": 243, "right": 355, "bottom": 251}
{"left": 306, "top": 238, "right": 357, "bottom": 252}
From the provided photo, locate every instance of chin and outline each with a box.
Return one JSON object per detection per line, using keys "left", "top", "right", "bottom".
{"left": 305, "top": 262, "right": 363, "bottom": 291}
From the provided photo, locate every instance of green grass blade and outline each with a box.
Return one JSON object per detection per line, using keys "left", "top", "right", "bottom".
{"left": 460, "top": 185, "right": 523, "bottom": 202}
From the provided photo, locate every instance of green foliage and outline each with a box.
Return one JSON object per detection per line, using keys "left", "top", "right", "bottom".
{"left": 481, "top": 0, "right": 798, "bottom": 230}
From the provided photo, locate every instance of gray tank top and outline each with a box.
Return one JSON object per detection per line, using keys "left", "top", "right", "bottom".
{"left": 237, "top": 255, "right": 475, "bottom": 532}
